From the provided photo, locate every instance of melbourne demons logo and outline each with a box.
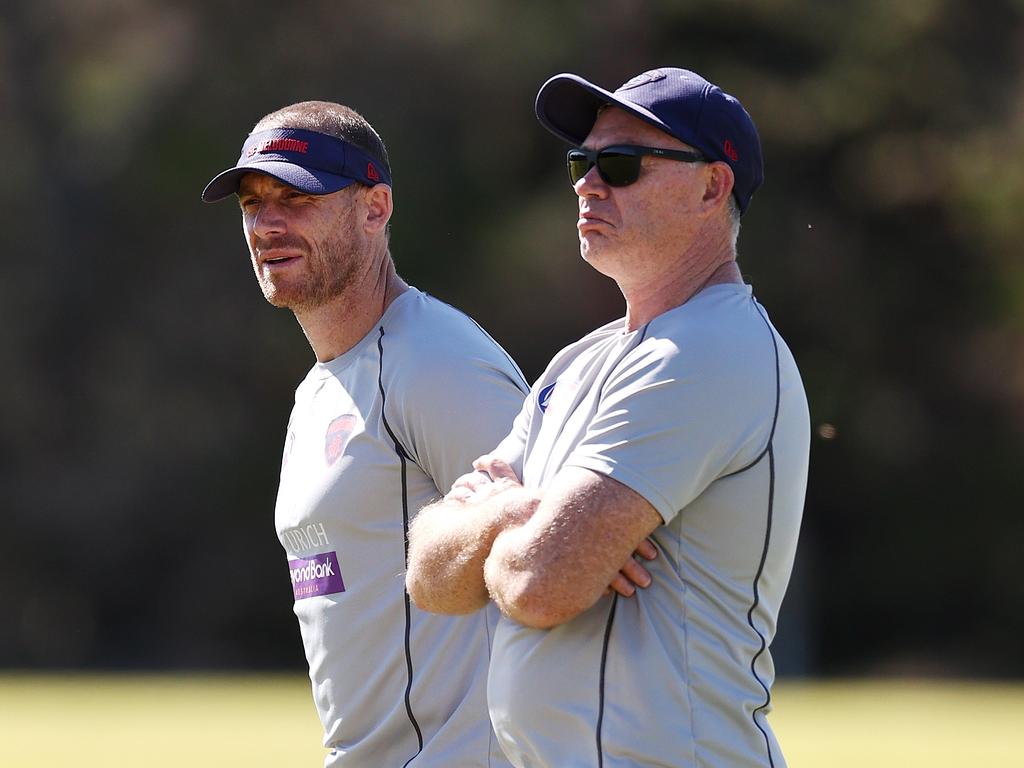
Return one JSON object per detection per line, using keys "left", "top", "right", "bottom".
{"left": 538, "top": 382, "right": 557, "bottom": 413}
{"left": 325, "top": 414, "right": 357, "bottom": 465}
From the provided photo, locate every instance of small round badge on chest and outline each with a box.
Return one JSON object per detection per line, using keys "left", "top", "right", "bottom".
{"left": 325, "top": 413, "right": 358, "bottom": 465}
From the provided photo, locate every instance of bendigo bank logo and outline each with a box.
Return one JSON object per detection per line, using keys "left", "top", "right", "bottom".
{"left": 288, "top": 551, "right": 346, "bottom": 600}
{"left": 325, "top": 413, "right": 357, "bottom": 465}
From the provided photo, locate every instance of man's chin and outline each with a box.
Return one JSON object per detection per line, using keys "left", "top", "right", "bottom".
{"left": 264, "top": 295, "right": 292, "bottom": 309}
{"left": 580, "top": 240, "right": 608, "bottom": 266}
{"left": 580, "top": 232, "right": 611, "bottom": 258}
{"left": 263, "top": 285, "right": 334, "bottom": 314}
{"left": 262, "top": 287, "right": 303, "bottom": 310}
{"left": 580, "top": 243, "right": 628, "bottom": 281}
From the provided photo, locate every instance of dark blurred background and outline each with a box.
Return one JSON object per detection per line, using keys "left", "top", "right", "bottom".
{"left": 2, "top": 0, "right": 1022, "bottom": 678}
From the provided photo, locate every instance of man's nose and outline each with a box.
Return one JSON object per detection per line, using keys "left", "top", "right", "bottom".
{"left": 252, "top": 199, "right": 287, "bottom": 238}
{"left": 574, "top": 163, "right": 609, "bottom": 198}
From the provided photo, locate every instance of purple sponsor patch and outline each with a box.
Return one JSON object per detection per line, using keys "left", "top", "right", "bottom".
{"left": 288, "top": 551, "right": 345, "bottom": 600}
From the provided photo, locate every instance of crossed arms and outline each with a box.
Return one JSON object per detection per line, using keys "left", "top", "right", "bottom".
{"left": 405, "top": 455, "right": 663, "bottom": 629}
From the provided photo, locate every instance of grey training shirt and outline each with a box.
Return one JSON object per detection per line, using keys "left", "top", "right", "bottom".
{"left": 275, "top": 288, "right": 527, "bottom": 767}
{"left": 489, "top": 283, "right": 810, "bottom": 768}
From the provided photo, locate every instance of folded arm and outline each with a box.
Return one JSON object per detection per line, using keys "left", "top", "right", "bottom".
{"left": 484, "top": 464, "right": 663, "bottom": 629}
{"left": 408, "top": 456, "right": 660, "bottom": 621}
{"left": 406, "top": 461, "right": 540, "bottom": 615}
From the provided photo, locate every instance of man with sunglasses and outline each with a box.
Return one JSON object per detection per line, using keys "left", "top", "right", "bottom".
{"left": 202, "top": 101, "right": 526, "bottom": 767}
{"left": 407, "top": 69, "right": 809, "bottom": 767}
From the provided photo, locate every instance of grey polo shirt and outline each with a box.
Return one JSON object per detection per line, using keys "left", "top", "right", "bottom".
{"left": 489, "top": 283, "right": 810, "bottom": 767}
{"left": 275, "top": 288, "right": 527, "bottom": 767}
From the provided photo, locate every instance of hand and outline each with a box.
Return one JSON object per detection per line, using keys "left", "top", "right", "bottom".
{"left": 472, "top": 454, "right": 522, "bottom": 485}
{"left": 607, "top": 538, "right": 657, "bottom": 598}
{"left": 444, "top": 469, "right": 498, "bottom": 504}
{"left": 443, "top": 455, "right": 524, "bottom": 506}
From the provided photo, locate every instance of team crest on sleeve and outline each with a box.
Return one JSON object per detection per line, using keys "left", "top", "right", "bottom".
{"left": 539, "top": 378, "right": 580, "bottom": 415}
{"left": 538, "top": 382, "right": 557, "bottom": 413}
{"left": 325, "top": 413, "right": 357, "bottom": 465}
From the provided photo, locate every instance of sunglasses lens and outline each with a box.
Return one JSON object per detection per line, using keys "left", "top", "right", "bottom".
{"left": 567, "top": 151, "right": 592, "bottom": 186}
{"left": 566, "top": 148, "right": 645, "bottom": 187}
{"left": 566, "top": 149, "right": 643, "bottom": 187}
{"left": 596, "top": 151, "right": 641, "bottom": 186}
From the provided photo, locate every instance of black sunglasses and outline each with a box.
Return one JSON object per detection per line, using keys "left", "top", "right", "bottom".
{"left": 566, "top": 144, "right": 706, "bottom": 187}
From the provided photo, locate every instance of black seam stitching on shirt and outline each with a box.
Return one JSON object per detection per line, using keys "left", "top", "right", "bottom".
{"left": 429, "top": 293, "right": 531, "bottom": 394}
{"left": 748, "top": 445, "right": 777, "bottom": 768}
{"left": 740, "top": 301, "right": 782, "bottom": 768}
{"left": 721, "top": 299, "right": 782, "bottom": 479}
{"left": 377, "top": 327, "right": 424, "bottom": 766}
{"left": 596, "top": 593, "right": 619, "bottom": 768}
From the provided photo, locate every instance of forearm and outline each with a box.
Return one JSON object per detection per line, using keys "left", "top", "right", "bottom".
{"left": 484, "top": 523, "right": 605, "bottom": 629}
{"left": 483, "top": 467, "right": 664, "bottom": 629}
{"left": 406, "top": 487, "right": 538, "bottom": 615}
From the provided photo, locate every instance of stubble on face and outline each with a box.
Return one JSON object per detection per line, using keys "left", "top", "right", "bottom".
{"left": 574, "top": 109, "right": 702, "bottom": 280}
{"left": 253, "top": 188, "right": 367, "bottom": 313}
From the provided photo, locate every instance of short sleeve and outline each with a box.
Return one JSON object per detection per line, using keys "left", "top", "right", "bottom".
{"left": 562, "top": 334, "right": 775, "bottom": 524}
{"left": 490, "top": 391, "right": 534, "bottom": 480}
{"left": 388, "top": 343, "right": 528, "bottom": 497}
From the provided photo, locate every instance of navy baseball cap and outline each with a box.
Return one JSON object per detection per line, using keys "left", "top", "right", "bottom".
{"left": 535, "top": 68, "right": 763, "bottom": 214}
{"left": 201, "top": 127, "right": 392, "bottom": 202}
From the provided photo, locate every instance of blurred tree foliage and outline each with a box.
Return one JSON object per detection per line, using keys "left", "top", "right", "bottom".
{"left": 0, "top": 0, "right": 1022, "bottom": 675}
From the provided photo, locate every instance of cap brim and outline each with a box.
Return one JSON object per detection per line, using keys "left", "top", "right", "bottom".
{"left": 201, "top": 161, "right": 359, "bottom": 202}
{"left": 535, "top": 73, "right": 676, "bottom": 146}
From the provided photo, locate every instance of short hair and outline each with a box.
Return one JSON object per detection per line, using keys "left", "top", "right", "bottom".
{"left": 253, "top": 101, "right": 391, "bottom": 176}
{"left": 727, "top": 193, "right": 741, "bottom": 245}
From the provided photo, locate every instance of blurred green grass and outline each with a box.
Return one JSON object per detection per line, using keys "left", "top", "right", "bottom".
{"left": 771, "top": 679, "right": 1024, "bottom": 767}
{"left": 0, "top": 673, "right": 324, "bottom": 766}
{"left": 1, "top": 675, "right": 1021, "bottom": 766}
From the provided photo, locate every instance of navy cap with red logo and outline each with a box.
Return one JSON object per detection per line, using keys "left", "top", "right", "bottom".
{"left": 535, "top": 68, "right": 763, "bottom": 214}
{"left": 201, "top": 127, "right": 392, "bottom": 202}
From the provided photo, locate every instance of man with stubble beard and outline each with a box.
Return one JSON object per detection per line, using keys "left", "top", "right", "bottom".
{"left": 407, "top": 69, "right": 810, "bottom": 767}
{"left": 203, "top": 101, "right": 525, "bottom": 768}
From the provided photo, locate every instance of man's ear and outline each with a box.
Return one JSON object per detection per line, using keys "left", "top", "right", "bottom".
{"left": 362, "top": 184, "right": 394, "bottom": 236}
{"left": 701, "top": 162, "right": 735, "bottom": 214}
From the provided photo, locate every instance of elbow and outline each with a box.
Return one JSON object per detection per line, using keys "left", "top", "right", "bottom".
{"left": 407, "top": 584, "right": 474, "bottom": 616}
{"left": 404, "top": 568, "right": 434, "bottom": 611}
{"left": 485, "top": 560, "right": 592, "bottom": 629}
{"left": 495, "top": 583, "right": 588, "bottom": 629}
{"left": 404, "top": 551, "right": 431, "bottom": 607}
{"left": 500, "top": 599, "right": 577, "bottom": 630}
{"left": 405, "top": 561, "right": 488, "bottom": 616}
{"left": 405, "top": 568, "right": 454, "bottom": 615}
{"left": 405, "top": 537, "right": 452, "bottom": 614}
